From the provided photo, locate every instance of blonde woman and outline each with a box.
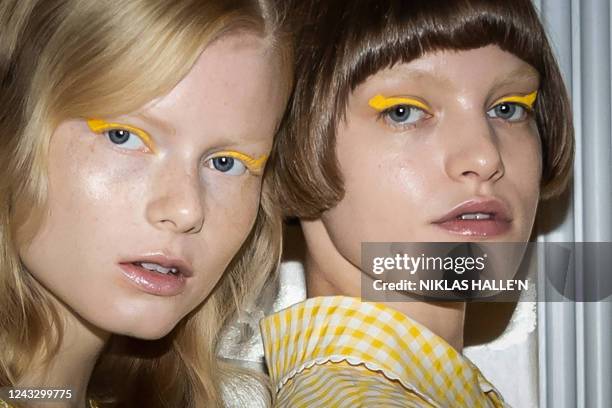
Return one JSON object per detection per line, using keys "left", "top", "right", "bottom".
{"left": 0, "top": 0, "right": 291, "bottom": 406}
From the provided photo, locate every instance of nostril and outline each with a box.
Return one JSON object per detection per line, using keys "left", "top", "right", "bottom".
{"left": 160, "top": 219, "right": 177, "bottom": 227}
{"left": 184, "top": 225, "right": 199, "bottom": 234}
{"left": 461, "top": 170, "right": 480, "bottom": 178}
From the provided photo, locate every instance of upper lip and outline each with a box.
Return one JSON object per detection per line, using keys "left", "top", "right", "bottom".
{"left": 121, "top": 253, "right": 194, "bottom": 277}
{"left": 432, "top": 198, "right": 512, "bottom": 224}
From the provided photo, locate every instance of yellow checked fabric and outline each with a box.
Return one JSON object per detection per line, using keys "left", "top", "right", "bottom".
{"left": 261, "top": 296, "right": 507, "bottom": 408}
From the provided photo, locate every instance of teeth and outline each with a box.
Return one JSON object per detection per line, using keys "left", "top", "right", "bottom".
{"left": 459, "top": 212, "right": 492, "bottom": 220}
{"left": 139, "top": 262, "right": 178, "bottom": 275}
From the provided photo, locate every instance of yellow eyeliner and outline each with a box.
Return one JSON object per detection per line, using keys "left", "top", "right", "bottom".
{"left": 368, "top": 94, "right": 431, "bottom": 112}
{"left": 210, "top": 151, "right": 268, "bottom": 173}
{"left": 492, "top": 90, "right": 538, "bottom": 109}
{"left": 87, "top": 119, "right": 156, "bottom": 153}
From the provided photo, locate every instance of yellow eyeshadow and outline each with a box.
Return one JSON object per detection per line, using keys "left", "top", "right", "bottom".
{"left": 368, "top": 94, "right": 431, "bottom": 112}
{"left": 86, "top": 119, "right": 156, "bottom": 153}
{"left": 492, "top": 90, "right": 538, "bottom": 109}
{"left": 210, "top": 151, "right": 268, "bottom": 172}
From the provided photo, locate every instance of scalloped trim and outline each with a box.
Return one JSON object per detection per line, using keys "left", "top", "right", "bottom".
{"left": 276, "top": 354, "right": 441, "bottom": 407}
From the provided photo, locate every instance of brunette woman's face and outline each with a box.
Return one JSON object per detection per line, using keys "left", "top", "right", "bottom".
{"left": 322, "top": 45, "right": 541, "bottom": 262}
{"left": 19, "top": 32, "right": 287, "bottom": 339}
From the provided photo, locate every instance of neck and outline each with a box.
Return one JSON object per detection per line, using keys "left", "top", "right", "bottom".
{"left": 302, "top": 218, "right": 466, "bottom": 351}
{"left": 17, "top": 295, "right": 109, "bottom": 408}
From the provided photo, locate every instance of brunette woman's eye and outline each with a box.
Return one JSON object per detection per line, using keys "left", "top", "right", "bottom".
{"left": 383, "top": 105, "right": 428, "bottom": 126}
{"left": 206, "top": 156, "right": 248, "bottom": 176}
{"left": 486, "top": 103, "right": 529, "bottom": 122}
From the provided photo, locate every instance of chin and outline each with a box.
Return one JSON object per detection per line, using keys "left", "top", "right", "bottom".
{"left": 107, "top": 319, "right": 179, "bottom": 340}
{"left": 125, "top": 327, "right": 175, "bottom": 341}
{"left": 88, "top": 303, "right": 185, "bottom": 340}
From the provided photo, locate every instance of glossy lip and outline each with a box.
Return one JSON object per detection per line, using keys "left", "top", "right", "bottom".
{"left": 118, "top": 253, "right": 194, "bottom": 297}
{"left": 432, "top": 198, "right": 513, "bottom": 237}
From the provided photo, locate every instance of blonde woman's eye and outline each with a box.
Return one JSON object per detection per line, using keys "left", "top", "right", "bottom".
{"left": 207, "top": 156, "right": 247, "bottom": 176}
{"left": 105, "top": 129, "right": 147, "bottom": 150}
{"left": 382, "top": 105, "right": 428, "bottom": 126}
{"left": 486, "top": 103, "right": 529, "bottom": 122}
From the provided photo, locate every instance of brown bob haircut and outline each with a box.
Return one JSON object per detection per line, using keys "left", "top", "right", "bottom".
{"left": 273, "top": 0, "right": 574, "bottom": 219}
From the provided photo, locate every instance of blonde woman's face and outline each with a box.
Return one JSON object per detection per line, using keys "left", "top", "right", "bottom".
{"left": 20, "top": 33, "right": 287, "bottom": 339}
{"left": 321, "top": 45, "right": 541, "bottom": 265}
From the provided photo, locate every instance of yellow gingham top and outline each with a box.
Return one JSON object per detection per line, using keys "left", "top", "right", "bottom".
{"left": 261, "top": 296, "right": 507, "bottom": 408}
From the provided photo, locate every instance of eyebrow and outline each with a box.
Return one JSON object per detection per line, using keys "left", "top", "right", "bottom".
{"left": 389, "top": 68, "right": 455, "bottom": 91}
{"left": 386, "top": 65, "right": 539, "bottom": 93}
{"left": 131, "top": 112, "right": 176, "bottom": 137}
{"left": 131, "top": 112, "right": 270, "bottom": 145}
{"left": 489, "top": 66, "right": 540, "bottom": 91}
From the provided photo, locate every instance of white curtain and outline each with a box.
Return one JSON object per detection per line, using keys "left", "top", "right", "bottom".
{"left": 534, "top": 0, "right": 612, "bottom": 407}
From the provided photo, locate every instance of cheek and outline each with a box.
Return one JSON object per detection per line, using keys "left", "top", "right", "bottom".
{"left": 187, "top": 177, "right": 262, "bottom": 289}
{"left": 37, "top": 136, "right": 148, "bottom": 250}
{"left": 496, "top": 130, "right": 542, "bottom": 240}
{"left": 48, "top": 123, "right": 148, "bottom": 219}
{"left": 340, "top": 153, "right": 436, "bottom": 214}
{"left": 18, "top": 128, "right": 156, "bottom": 332}
{"left": 203, "top": 176, "right": 261, "bottom": 236}
{"left": 335, "top": 117, "right": 443, "bottom": 209}
{"left": 325, "top": 124, "right": 442, "bottom": 261}
{"left": 503, "top": 132, "right": 542, "bottom": 201}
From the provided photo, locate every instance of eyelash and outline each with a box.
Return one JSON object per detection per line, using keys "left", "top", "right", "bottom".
{"left": 205, "top": 155, "right": 249, "bottom": 176}
{"left": 486, "top": 101, "right": 534, "bottom": 123}
{"left": 378, "top": 105, "right": 432, "bottom": 129}
{"left": 87, "top": 120, "right": 155, "bottom": 153}
{"left": 205, "top": 152, "right": 267, "bottom": 176}
{"left": 87, "top": 120, "right": 267, "bottom": 176}
{"left": 378, "top": 100, "right": 534, "bottom": 130}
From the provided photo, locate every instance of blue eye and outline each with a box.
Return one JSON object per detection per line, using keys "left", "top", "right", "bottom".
{"left": 486, "top": 103, "right": 528, "bottom": 122}
{"left": 207, "top": 156, "right": 247, "bottom": 176}
{"left": 104, "top": 129, "right": 147, "bottom": 151}
{"left": 383, "top": 105, "right": 428, "bottom": 126}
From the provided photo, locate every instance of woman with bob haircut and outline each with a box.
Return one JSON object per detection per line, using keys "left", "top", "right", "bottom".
{"left": 262, "top": 0, "right": 573, "bottom": 406}
{"left": 0, "top": 0, "right": 291, "bottom": 406}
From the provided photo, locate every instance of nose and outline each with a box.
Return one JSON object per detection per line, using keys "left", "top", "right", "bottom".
{"left": 443, "top": 114, "right": 504, "bottom": 184}
{"left": 145, "top": 166, "right": 205, "bottom": 234}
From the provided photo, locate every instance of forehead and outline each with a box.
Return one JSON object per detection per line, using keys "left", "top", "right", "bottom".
{"left": 356, "top": 45, "right": 539, "bottom": 95}
{"left": 133, "top": 32, "right": 285, "bottom": 145}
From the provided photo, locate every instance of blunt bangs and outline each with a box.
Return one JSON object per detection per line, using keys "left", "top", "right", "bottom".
{"left": 336, "top": 0, "right": 546, "bottom": 117}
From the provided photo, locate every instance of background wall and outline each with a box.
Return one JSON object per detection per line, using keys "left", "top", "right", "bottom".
{"left": 533, "top": 0, "right": 612, "bottom": 407}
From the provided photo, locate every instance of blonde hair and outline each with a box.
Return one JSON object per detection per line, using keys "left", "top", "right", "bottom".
{"left": 0, "top": 0, "right": 290, "bottom": 405}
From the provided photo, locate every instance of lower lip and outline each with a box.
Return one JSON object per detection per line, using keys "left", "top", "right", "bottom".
{"left": 434, "top": 219, "right": 511, "bottom": 237}
{"left": 119, "top": 263, "right": 187, "bottom": 296}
